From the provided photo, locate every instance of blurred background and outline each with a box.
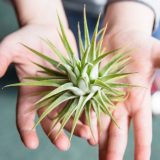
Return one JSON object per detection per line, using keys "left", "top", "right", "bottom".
{"left": 0, "top": 0, "right": 160, "bottom": 159}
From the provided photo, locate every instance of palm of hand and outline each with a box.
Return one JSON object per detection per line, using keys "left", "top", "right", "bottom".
{"left": 1, "top": 24, "right": 160, "bottom": 158}
{"left": 99, "top": 31, "right": 160, "bottom": 160}
{"left": 0, "top": 24, "right": 92, "bottom": 151}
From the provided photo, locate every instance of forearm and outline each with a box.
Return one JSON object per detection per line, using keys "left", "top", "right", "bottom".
{"left": 104, "top": 1, "right": 154, "bottom": 35}
{"left": 12, "top": 0, "right": 68, "bottom": 28}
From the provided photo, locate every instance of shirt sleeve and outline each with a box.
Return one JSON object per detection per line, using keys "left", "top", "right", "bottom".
{"left": 105, "top": 0, "right": 160, "bottom": 32}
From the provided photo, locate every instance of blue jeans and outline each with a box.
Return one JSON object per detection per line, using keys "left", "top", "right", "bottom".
{"left": 65, "top": 9, "right": 103, "bottom": 42}
{"left": 65, "top": 9, "right": 160, "bottom": 40}
{"left": 153, "top": 26, "right": 160, "bottom": 39}
{"left": 65, "top": 9, "right": 160, "bottom": 91}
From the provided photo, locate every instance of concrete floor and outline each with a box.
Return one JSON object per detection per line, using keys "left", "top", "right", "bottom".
{"left": 0, "top": 0, "right": 160, "bottom": 159}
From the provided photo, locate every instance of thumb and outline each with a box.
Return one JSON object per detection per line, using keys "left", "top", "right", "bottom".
{"left": 0, "top": 41, "right": 13, "bottom": 77}
{"left": 152, "top": 38, "right": 160, "bottom": 68}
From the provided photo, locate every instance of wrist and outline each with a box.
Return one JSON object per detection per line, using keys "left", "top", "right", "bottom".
{"left": 104, "top": 1, "right": 154, "bottom": 36}
{"left": 12, "top": 0, "right": 68, "bottom": 28}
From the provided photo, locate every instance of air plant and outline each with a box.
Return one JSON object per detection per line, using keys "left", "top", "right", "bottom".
{"left": 5, "top": 8, "right": 135, "bottom": 141}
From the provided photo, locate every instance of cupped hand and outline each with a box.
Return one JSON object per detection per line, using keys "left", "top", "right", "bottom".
{"left": 99, "top": 30, "right": 160, "bottom": 160}
{"left": 0, "top": 24, "right": 93, "bottom": 150}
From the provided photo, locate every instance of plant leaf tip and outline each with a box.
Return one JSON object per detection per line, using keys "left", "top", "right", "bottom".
{"left": 5, "top": 7, "right": 138, "bottom": 143}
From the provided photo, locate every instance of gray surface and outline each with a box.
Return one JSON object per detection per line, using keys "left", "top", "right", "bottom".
{"left": 0, "top": 0, "right": 18, "bottom": 39}
{"left": 0, "top": 0, "right": 160, "bottom": 159}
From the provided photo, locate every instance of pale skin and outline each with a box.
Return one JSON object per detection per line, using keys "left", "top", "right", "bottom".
{"left": 0, "top": 0, "right": 96, "bottom": 151}
{"left": 99, "top": 2, "right": 160, "bottom": 160}
{"left": 0, "top": 0, "right": 160, "bottom": 160}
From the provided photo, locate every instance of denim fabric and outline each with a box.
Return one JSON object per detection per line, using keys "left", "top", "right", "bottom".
{"left": 65, "top": 9, "right": 160, "bottom": 41}
{"left": 65, "top": 9, "right": 160, "bottom": 91}
{"left": 65, "top": 9, "right": 103, "bottom": 42}
{"left": 153, "top": 24, "right": 160, "bottom": 39}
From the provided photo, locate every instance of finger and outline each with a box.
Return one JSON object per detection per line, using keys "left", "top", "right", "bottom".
{"left": 133, "top": 92, "right": 152, "bottom": 160}
{"left": 98, "top": 114, "right": 110, "bottom": 160}
{"left": 105, "top": 104, "right": 129, "bottom": 160}
{"left": 65, "top": 117, "right": 91, "bottom": 140}
{"left": 47, "top": 103, "right": 91, "bottom": 139}
{"left": 16, "top": 87, "right": 39, "bottom": 149}
{"left": 80, "top": 110, "right": 98, "bottom": 146}
{"left": 38, "top": 109, "right": 70, "bottom": 151}
{"left": 0, "top": 42, "right": 13, "bottom": 77}
{"left": 87, "top": 110, "right": 98, "bottom": 146}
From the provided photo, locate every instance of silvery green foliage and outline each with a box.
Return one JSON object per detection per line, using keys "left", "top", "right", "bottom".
{"left": 6, "top": 8, "right": 135, "bottom": 140}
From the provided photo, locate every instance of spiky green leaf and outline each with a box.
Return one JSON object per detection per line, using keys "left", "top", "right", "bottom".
{"left": 34, "top": 92, "right": 77, "bottom": 128}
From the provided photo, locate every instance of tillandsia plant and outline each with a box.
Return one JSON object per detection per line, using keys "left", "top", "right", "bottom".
{"left": 5, "top": 8, "right": 136, "bottom": 140}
